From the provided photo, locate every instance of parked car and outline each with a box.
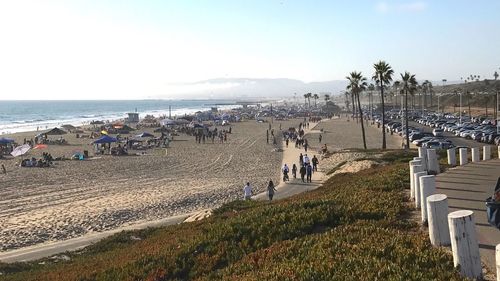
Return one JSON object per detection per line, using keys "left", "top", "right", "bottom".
{"left": 432, "top": 128, "right": 444, "bottom": 137}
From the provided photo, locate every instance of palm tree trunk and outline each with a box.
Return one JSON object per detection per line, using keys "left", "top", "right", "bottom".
{"left": 356, "top": 91, "right": 367, "bottom": 149}
{"left": 351, "top": 92, "right": 357, "bottom": 123}
{"left": 380, "top": 81, "right": 386, "bottom": 150}
{"left": 405, "top": 89, "right": 409, "bottom": 149}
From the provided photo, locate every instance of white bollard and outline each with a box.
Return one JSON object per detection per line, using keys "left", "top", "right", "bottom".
{"left": 427, "top": 149, "right": 440, "bottom": 174}
{"left": 448, "top": 210, "right": 482, "bottom": 279}
{"left": 471, "top": 147, "right": 480, "bottom": 162}
{"left": 414, "top": 171, "right": 428, "bottom": 209}
{"left": 459, "top": 148, "right": 468, "bottom": 165}
{"left": 496, "top": 244, "right": 500, "bottom": 281}
{"left": 427, "top": 194, "right": 450, "bottom": 246}
{"left": 483, "top": 145, "right": 491, "bottom": 161}
{"left": 409, "top": 160, "right": 422, "bottom": 199}
{"left": 413, "top": 156, "right": 424, "bottom": 172}
{"left": 419, "top": 175, "right": 436, "bottom": 224}
{"left": 418, "top": 147, "right": 428, "bottom": 171}
{"left": 447, "top": 148, "right": 456, "bottom": 166}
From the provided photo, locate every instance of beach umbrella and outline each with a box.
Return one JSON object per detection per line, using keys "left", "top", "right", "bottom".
{"left": 0, "top": 137, "right": 14, "bottom": 144}
{"left": 92, "top": 135, "right": 117, "bottom": 144}
{"left": 11, "top": 144, "right": 31, "bottom": 157}
{"left": 136, "top": 132, "right": 154, "bottom": 138}
{"left": 33, "top": 144, "right": 48, "bottom": 150}
{"left": 45, "top": 127, "right": 67, "bottom": 135}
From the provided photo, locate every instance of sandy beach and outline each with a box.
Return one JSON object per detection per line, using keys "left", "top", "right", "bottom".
{"left": 0, "top": 116, "right": 402, "bottom": 254}
{"left": 0, "top": 119, "right": 299, "bottom": 251}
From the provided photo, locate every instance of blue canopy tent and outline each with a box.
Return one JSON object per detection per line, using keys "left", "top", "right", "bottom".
{"left": 92, "top": 135, "right": 117, "bottom": 144}
{"left": 0, "top": 138, "right": 15, "bottom": 145}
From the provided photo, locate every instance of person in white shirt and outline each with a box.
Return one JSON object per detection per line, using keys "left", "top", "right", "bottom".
{"left": 243, "top": 182, "right": 252, "bottom": 200}
{"left": 303, "top": 154, "right": 310, "bottom": 165}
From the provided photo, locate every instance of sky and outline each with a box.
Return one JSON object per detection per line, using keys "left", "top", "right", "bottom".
{"left": 0, "top": 0, "right": 499, "bottom": 100}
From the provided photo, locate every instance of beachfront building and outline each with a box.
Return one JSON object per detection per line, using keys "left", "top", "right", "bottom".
{"left": 127, "top": 113, "right": 139, "bottom": 123}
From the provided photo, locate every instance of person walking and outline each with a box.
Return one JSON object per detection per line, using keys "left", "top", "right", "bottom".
{"left": 312, "top": 155, "right": 319, "bottom": 172}
{"left": 282, "top": 164, "right": 290, "bottom": 181}
{"left": 300, "top": 165, "right": 306, "bottom": 183}
{"left": 299, "top": 153, "right": 304, "bottom": 166}
{"left": 243, "top": 182, "right": 252, "bottom": 200}
{"left": 267, "top": 180, "right": 277, "bottom": 201}
{"left": 306, "top": 163, "right": 313, "bottom": 183}
{"left": 303, "top": 154, "right": 310, "bottom": 166}
{"left": 292, "top": 164, "right": 297, "bottom": 179}
{"left": 319, "top": 134, "right": 322, "bottom": 143}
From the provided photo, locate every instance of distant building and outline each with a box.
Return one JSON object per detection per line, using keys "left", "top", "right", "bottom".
{"left": 127, "top": 112, "right": 139, "bottom": 123}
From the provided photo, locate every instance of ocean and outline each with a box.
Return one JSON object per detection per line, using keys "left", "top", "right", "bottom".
{"left": 0, "top": 100, "right": 241, "bottom": 134}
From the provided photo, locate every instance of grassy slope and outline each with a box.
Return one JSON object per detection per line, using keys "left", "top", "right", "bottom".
{"left": 0, "top": 151, "right": 465, "bottom": 281}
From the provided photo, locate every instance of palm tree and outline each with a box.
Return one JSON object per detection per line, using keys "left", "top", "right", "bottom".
{"left": 392, "top": 81, "right": 400, "bottom": 107}
{"left": 367, "top": 83, "right": 375, "bottom": 119}
{"left": 421, "top": 80, "right": 429, "bottom": 109}
{"left": 344, "top": 91, "right": 351, "bottom": 111}
{"left": 303, "top": 93, "right": 308, "bottom": 106}
{"left": 324, "top": 94, "right": 330, "bottom": 102}
{"left": 313, "top": 93, "right": 319, "bottom": 108}
{"left": 306, "top": 93, "right": 312, "bottom": 108}
{"left": 346, "top": 71, "right": 368, "bottom": 149}
{"left": 400, "top": 72, "right": 417, "bottom": 149}
{"left": 494, "top": 71, "right": 499, "bottom": 80}
{"left": 372, "top": 61, "right": 394, "bottom": 149}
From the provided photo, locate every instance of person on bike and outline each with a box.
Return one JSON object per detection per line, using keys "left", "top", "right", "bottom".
{"left": 282, "top": 164, "right": 290, "bottom": 181}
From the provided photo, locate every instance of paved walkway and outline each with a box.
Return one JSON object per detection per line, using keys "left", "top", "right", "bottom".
{"left": 253, "top": 122, "right": 326, "bottom": 201}
{"left": 435, "top": 158, "right": 500, "bottom": 273}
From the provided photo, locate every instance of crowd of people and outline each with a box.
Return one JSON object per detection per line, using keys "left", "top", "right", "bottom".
{"left": 20, "top": 152, "right": 54, "bottom": 168}
{"left": 246, "top": 118, "right": 326, "bottom": 201}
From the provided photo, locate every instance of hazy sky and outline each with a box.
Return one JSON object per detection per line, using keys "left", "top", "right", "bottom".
{"left": 0, "top": 0, "right": 499, "bottom": 99}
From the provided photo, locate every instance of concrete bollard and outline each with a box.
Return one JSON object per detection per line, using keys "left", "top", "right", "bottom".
{"left": 448, "top": 210, "right": 482, "bottom": 279}
{"left": 419, "top": 175, "right": 436, "bottom": 224}
{"left": 418, "top": 147, "right": 428, "bottom": 171}
{"left": 414, "top": 171, "right": 428, "bottom": 209}
{"left": 409, "top": 160, "right": 422, "bottom": 199}
{"left": 459, "top": 148, "right": 468, "bottom": 165}
{"left": 496, "top": 244, "right": 500, "bottom": 281}
{"left": 447, "top": 148, "right": 456, "bottom": 166}
{"left": 483, "top": 146, "right": 491, "bottom": 161}
{"left": 427, "top": 149, "right": 440, "bottom": 174}
{"left": 471, "top": 147, "right": 480, "bottom": 162}
{"left": 427, "top": 194, "right": 450, "bottom": 246}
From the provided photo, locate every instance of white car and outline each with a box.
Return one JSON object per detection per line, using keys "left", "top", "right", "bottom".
{"left": 432, "top": 129, "right": 443, "bottom": 137}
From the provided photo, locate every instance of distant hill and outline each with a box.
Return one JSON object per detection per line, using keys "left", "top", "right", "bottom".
{"left": 433, "top": 79, "right": 500, "bottom": 93}
{"left": 161, "top": 78, "right": 349, "bottom": 99}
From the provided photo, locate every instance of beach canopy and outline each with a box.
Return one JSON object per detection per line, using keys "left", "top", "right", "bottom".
{"left": 11, "top": 144, "right": 31, "bottom": 157}
{"left": 45, "top": 127, "right": 67, "bottom": 135}
{"left": 136, "top": 132, "right": 154, "bottom": 138}
{"left": 92, "top": 135, "right": 117, "bottom": 144}
{"left": 0, "top": 137, "right": 14, "bottom": 144}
